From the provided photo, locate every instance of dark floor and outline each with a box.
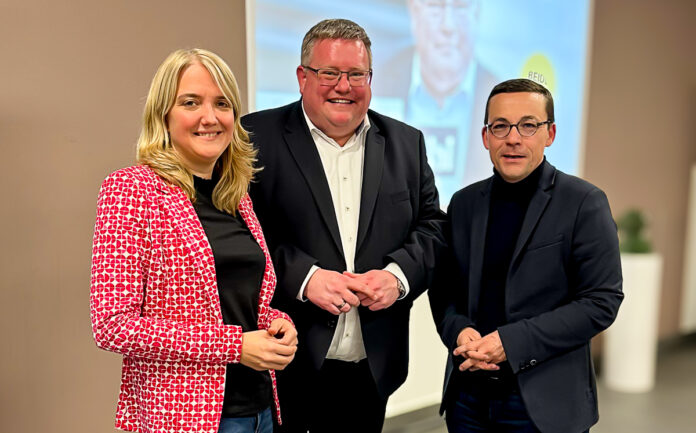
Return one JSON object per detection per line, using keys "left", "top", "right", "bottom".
{"left": 383, "top": 334, "right": 696, "bottom": 433}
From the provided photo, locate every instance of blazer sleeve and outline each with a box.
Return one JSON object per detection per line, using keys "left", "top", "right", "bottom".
{"left": 90, "top": 173, "right": 244, "bottom": 365}
{"left": 498, "top": 187, "right": 624, "bottom": 373}
{"left": 428, "top": 201, "right": 476, "bottom": 351}
{"left": 262, "top": 308, "right": 294, "bottom": 330}
{"left": 385, "top": 130, "right": 447, "bottom": 299}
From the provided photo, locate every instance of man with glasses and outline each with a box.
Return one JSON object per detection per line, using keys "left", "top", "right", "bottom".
{"left": 429, "top": 79, "right": 623, "bottom": 433}
{"left": 242, "top": 18, "right": 445, "bottom": 433}
{"left": 404, "top": 0, "right": 497, "bottom": 202}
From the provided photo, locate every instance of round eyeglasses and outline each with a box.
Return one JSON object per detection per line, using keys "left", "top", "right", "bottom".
{"left": 485, "top": 120, "right": 552, "bottom": 138}
{"left": 302, "top": 66, "right": 372, "bottom": 87}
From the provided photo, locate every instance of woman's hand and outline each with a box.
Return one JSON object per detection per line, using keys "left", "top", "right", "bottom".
{"left": 267, "top": 318, "right": 298, "bottom": 347}
{"left": 240, "top": 319, "right": 298, "bottom": 371}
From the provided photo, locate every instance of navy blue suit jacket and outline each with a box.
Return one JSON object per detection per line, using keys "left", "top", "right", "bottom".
{"left": 242, "top": 100, "right": 445, "bottom": 398}
{"left": 429, "top": 160, "right": 623, "bottom": 433}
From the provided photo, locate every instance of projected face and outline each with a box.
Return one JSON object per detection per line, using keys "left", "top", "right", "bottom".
{"left": 483, "top": 92, "right": 555, "bottom": 183}
{"left": 408, "top": 0, "right": 479, "bottom": 102}
{"left": 297, "top": 38, "right": 372, "bottom": 145}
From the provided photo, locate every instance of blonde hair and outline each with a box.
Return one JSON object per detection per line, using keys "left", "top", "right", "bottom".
{"left": 137, "top": 48, "right": 257, "bottom": 215}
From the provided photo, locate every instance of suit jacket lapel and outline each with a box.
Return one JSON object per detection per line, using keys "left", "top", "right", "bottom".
{"left": 510, "top": 161, "right": 556, "bottom": 266}
{"left": 469, "top": 179, "right": 492, "bottom": 316}
{"left": 283, "top": 102, "right": 344, "bottom": 256}
{"left": 356, "top": 118, "right": 384, "bottom": 252}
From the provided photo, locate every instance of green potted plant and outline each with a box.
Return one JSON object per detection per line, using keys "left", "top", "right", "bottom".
{"left": 604, "top": 208, "right": 662, "bottom": 392}
{"left": 617, "top": 209, "right": 652, "bottom": 253}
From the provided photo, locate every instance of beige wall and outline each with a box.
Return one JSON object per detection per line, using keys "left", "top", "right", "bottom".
{"left": 1, "top": 0, "right": 695, "bottom": 431}
{"left": 0, "top": 1, "right": 247, "bottom": 431}
{"left": 584, "top": 0, "right": 696, "bottom": 338}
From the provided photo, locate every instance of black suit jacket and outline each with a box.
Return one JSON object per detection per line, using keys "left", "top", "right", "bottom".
{"left": 429, "top": 160, "right": 623, "bottom": 433}
{"left": 242, "top": 100, "right": 445, "bottom": 398}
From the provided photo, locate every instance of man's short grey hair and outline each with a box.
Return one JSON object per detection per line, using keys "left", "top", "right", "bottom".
{"left": 301, "top": 18, "right": 372, "bottom": 68}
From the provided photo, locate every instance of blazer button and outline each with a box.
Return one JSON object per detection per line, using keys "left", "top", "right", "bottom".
{"left": 327, "top": 319, "right": 337, "bottom": 328}
{"left": 530, "top": 359, "right": 537, "bottom": 366}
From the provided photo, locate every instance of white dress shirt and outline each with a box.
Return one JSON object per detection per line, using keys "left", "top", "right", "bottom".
{"left": 299, "top": 105, "right": 410, "bottom": 362}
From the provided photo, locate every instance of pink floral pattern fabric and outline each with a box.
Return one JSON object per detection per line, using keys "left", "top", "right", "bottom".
{"left": 90, "top": 165, "right": 290, "bottom": 433}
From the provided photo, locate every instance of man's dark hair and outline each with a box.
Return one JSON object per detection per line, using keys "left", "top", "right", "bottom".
{"left": 483, "top": 78, "right": 555, "bottom": 124}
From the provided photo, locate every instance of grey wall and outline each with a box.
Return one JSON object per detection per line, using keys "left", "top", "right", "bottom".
{"left": 584, "top": 0, "right": 696, "bottom": 338}
{"left": 0, "top": 1, "right": 247, "bottom": 431}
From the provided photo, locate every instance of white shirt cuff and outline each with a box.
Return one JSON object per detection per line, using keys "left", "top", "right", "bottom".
{"left": 298, "top": 265, "right": 321, "bottom": 301}
{"left": 384, "top": 262, "right": 410, "bottom": 299}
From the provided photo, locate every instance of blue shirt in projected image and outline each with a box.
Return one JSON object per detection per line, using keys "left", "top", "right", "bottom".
{"left": 405, "top": 54, "right": 478, "bottom": 205}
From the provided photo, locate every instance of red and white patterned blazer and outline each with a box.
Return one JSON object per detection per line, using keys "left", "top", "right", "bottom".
{"left": 90, "top": 165, "right": 291, "bottom": 433}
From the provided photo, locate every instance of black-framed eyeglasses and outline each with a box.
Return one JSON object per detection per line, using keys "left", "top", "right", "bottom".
{"left": 485, "top": 119, "right": 552, "bottom": 138}
{"left": 302, "top": 66, "right": 373, "bottom": 87}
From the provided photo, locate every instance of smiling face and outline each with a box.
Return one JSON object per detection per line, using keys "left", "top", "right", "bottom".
{"left": 482, "top": 92, "right": 556, "bottom": 183}
{"left": 166, "top": 62, "right": 234, "bottom": 178}
{"left": 297, "top": 38, "right": 371, "bottom": 145}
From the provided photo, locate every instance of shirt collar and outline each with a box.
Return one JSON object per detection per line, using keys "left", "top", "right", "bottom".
{"left": 301, "top": 101, "right": 371, "bottom": 147}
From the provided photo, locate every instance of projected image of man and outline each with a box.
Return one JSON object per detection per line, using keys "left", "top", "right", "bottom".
{"left": 406, "top": 0, "right": 497, "bottom": 202}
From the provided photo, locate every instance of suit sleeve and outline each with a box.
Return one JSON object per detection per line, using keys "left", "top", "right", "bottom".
{"left": 269, "top": 243, "right": 320, "bottom": 302}
{"left": 90, "top": 173, "right": 244, "bottom": 364}
{"left": 498, "top": 188, "right": 624, "bottom": 373}
{"left": 385, "top": 130, "right": 447, "bottom": 300}
{"left": 428, "top": 201, "right": 476, "bottom": 351}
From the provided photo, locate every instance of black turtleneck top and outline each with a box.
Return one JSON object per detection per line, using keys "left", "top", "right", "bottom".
{"left": 192, "top": 175, "right": 272, "bottom": 417}
{"left": 478, "top": 162, "right": 544, "bottom": 337}
{"left": 458, "top": 161, "right": 544, "bottom": 390}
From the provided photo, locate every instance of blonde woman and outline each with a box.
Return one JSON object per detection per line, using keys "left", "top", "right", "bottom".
{"left": 90, "top": 48, "right": 296, "bottom": 433}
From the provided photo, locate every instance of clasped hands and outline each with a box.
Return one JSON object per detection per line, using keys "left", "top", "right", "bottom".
{"left": 241, "top": 318, "right": 298, "bottom": 371}
{"left": 454, "top": 327, "right": 506, "bottom": 372}
{"left": 305, "top": 269, "right": 400, "bottom": 315}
